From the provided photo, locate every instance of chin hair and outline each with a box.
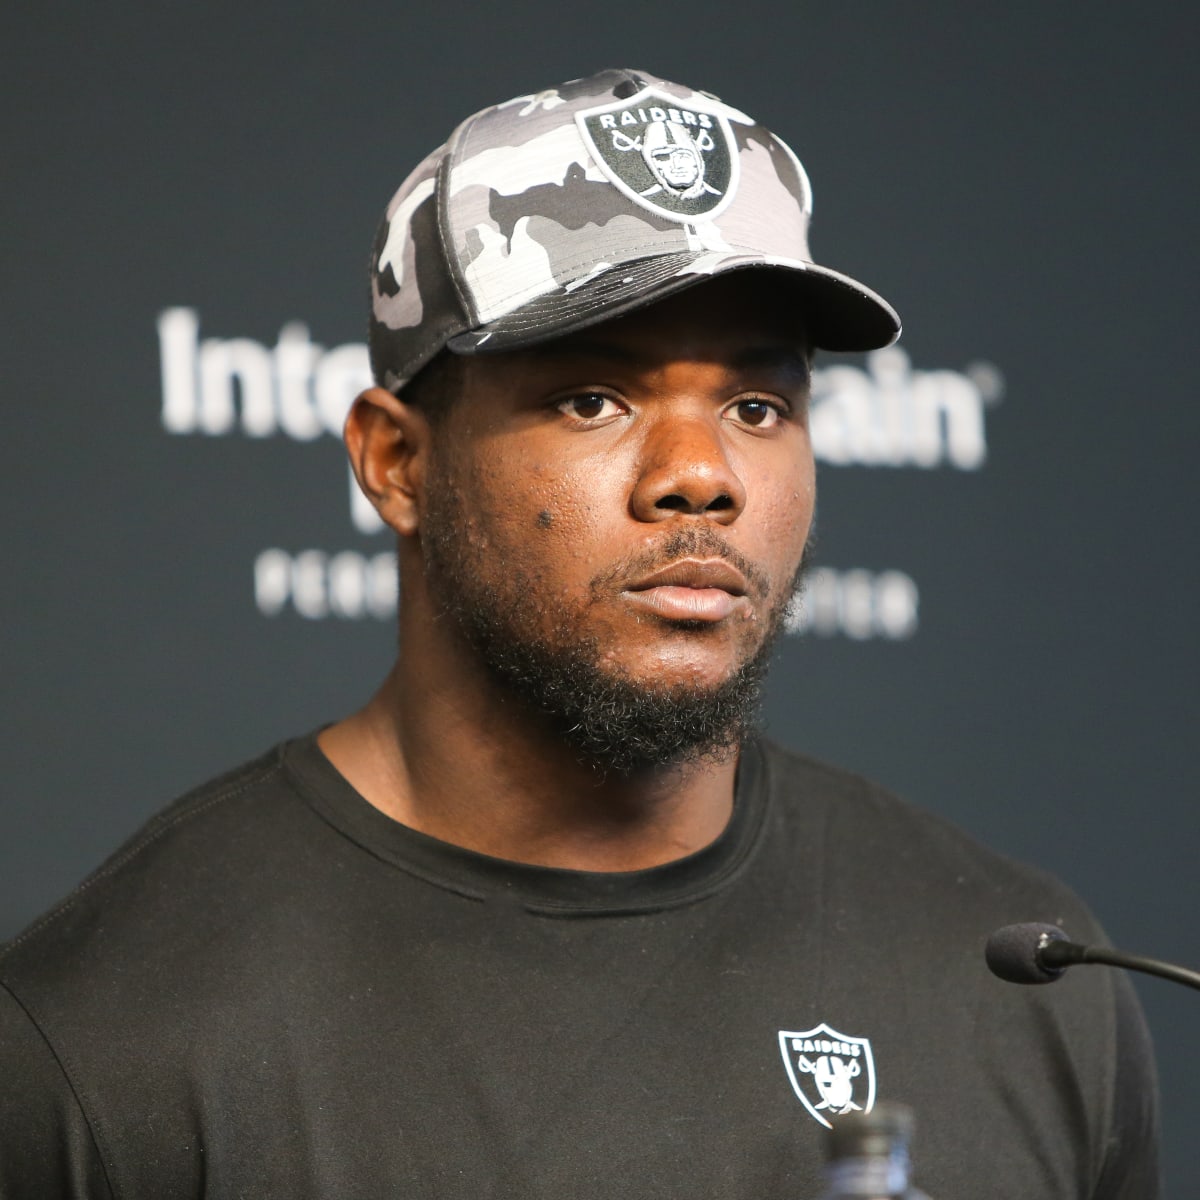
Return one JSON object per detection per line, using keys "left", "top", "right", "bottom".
{"left": 433, "top": 562, "right": 805, "bottom": 777}
{"left": 466, "top": 622, "right": 776, "bottom": 777}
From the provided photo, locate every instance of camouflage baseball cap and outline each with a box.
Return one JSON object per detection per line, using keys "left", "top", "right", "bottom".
{"left": 368, "top": 68, "right": 901, "bottom": 393}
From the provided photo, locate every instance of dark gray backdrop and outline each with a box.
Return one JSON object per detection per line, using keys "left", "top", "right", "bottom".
{"left": 4, "top": 5, "right": 1196, "bottom": 1192}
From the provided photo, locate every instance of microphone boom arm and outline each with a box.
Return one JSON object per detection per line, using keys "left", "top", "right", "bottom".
{"left": 1040, "top": 938, "right": 1200, "bottom": 992}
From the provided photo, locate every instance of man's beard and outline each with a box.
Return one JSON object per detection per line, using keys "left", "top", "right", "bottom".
{"left": 421, "top": 495, "right": 809, "bottom": 777}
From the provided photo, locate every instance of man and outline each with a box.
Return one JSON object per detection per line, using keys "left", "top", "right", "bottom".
{"left": 0, "top": 69, "right": 1158, "bottom": 1197}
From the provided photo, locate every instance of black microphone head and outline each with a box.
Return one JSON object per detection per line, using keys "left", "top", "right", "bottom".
{"left": 985, "top": 922, "right": 1070, "bottom": 984}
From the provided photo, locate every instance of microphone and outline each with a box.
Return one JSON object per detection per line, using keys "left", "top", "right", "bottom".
{"left": 985, "top": 922, "right": 1200, "bottom": 992}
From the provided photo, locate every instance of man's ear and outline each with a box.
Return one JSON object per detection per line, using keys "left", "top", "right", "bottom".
{"left": 343, "top": 386, "right": 432, "bottom": 536}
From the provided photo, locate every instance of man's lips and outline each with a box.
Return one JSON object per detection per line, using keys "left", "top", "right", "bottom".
{"left": 623, "top": 558, "right": 750, "bottom": 622}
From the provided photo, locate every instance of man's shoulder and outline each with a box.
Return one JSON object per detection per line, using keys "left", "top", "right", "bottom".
{"left": 0, "top": 738, "right": 342, "bottom": 1191}
{"left": 0, "top": 742, "right": 304, "bottom": 994}
{"left": 756, "top": 738, "right": 1096, "bottom": 930}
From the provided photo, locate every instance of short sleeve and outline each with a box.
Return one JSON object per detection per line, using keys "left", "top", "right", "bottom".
{"left": 0, "top": 983, "right": 112, "bottom": 1199}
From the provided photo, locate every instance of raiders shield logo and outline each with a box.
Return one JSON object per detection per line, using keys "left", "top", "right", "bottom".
{"left": 575, "top": 87, "right": 739, "bottom": 222}
{"left": 778, "top": 1024, "right": 877, "bottom": 1130}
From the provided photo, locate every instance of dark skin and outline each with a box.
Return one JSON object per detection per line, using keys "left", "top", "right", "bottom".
{"left": 319, "top": 273, "right": 815, "bottom": 871}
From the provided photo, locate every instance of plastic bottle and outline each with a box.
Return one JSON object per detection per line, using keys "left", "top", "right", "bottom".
{"left": 816, "top": 1103, "right": 932, "bottom": 1199}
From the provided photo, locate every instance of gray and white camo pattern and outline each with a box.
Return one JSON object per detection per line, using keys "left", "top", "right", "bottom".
{"left": 369, "top": 68, "right": 900, "bottom": 393}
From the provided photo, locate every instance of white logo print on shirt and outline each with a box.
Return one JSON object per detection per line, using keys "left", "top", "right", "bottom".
{"left": 778, "top": 1023, "right": 877, "bottom": 1129}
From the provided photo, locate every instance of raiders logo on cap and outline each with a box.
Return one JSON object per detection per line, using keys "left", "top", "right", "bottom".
{"left": 575, "top": 87, "right": 739, "bottom": 222}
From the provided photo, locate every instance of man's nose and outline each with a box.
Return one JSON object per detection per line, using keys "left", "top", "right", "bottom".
{"left": 629, "top": 414, "right": 747, "bottom": 524}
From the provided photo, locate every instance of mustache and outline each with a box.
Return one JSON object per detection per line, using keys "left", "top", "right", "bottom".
{"left": 592, "top": 526, "right": 772, "bottom": 601}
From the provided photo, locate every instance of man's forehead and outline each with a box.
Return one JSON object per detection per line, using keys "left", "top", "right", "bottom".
{"left": 519, "top": 336, "right": 811, "bottom": 378}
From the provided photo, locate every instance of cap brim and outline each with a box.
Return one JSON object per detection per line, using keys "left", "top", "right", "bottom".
{"left": 446, "top": 252, "right": 900, "bottom": 357}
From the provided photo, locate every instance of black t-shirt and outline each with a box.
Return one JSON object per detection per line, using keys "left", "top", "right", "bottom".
{"left": 0, "top": 737, "right": 1159, "bottom": 1198}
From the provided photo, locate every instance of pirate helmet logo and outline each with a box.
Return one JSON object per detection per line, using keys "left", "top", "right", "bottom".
{"left": 576, "top": 88, "right": 739, "bottom": 222}
{"left": 641, "top": 119, "right": 708, "bottom": 197}
{"left": 778, "top": 1023, "right": 877, "bottom": 1130}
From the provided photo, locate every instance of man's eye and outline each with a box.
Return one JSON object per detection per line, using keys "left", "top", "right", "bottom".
{"left": 557, "top": 393, "right": 621, "bottom": 421}
{"left": 728, "top": 399, "right": 781, "bottom": 428}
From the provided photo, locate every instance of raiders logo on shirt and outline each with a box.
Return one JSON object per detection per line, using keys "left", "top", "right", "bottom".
{"left": 778, "top": 1023, "right": 877, "bottom": 1130}
{"left": 576, "top": 88, "right": 739, "bottom": 222}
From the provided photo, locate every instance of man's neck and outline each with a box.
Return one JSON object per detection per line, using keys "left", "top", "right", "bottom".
{"left": 316, "top": 656, "right": 738, "bottom": 874}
